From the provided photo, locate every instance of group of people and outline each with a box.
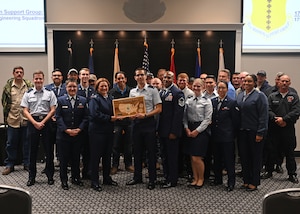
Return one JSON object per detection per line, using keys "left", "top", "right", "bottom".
{"left": 1, "top": 65, "right": 299, "bottom": 193}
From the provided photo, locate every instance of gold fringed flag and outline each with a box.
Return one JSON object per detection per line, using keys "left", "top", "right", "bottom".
{"left": 170, "top": 39, "right": 176, "bottom": 83}
{"left": 88, "top": 39, "right": 94, "bottom": 74}
{"left": 195, "top": 39, "right": 202, "bottom": 78}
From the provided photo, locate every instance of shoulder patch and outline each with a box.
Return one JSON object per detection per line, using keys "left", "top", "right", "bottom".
{"left": 186, "top": 94, "right": 193, "bottom": 99}
{"left": 287, "top": 96, "right": 294, "bottom": 102}
{"left": 178, "top": 97, "right": 185, "bottom": 107}
{"left": 147, "top": 85, "right": 154, "bottom": 89}
{"left": 212, "top": 97, "right": 218, "bottom": 102}
{"left": 27, "top": 88, "right": 33, "bottom": 93}
{"left": 90, "top": 94, "right": 98, "bottom": 99}
{"left": 44, "top": 87, "right": 51, "bottom": 91}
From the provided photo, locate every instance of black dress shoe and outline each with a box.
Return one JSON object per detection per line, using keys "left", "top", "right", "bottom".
{"left": 72, "top": 178, "right": 84, "bottom": 186}
{"left": 157, "top": 179, "right": 168, "bottom": 186}
{"left": 61, "top": 181, "right": 69, "bottom": 190}
{"left": 91, "top": 184, "right": 102, "bottom": 192}
{"left": 187, "top": 183, "right": 196, "bottom": 188}
{"left": 161, "top": 182, "right": 176, "bottom": 189}
{"left": 27, "top": 178, "right": 35, "bottom": 186}
{"left": 194, "top": 184, "right": 204, "bottom": 189}
{"left": 23, "top": 165, "right": 29, "bottom": 172}
{"left": 48, "top": 178, "right": 54, "bottom": 185}
{"left": 275, "top": 165, "right": 284, "bottom": 174}
{"left": 103, "top": 180, "right": 118, "bottom": 186}
{"left": 240, "top": 184, "right": 248, "bottom": 189}
{"left": 246, "top": 185, "right": 257, "bottom": 192}
{"left": 261, "top": 172, "right": 272, "bottom": 179}
{"left": 288, "top": 175, "right": 299, "bottom": 184}
{"left": 126, "top": 179, "right": 143, "bottom": 185}
{"left": 226, "top": 185, "right": 234, "bottom": 192}
{"left": 210, "top": 180, "right": 222, "bottom": 186}
{"left": 147, "top": 182, "right": 155, "bottom": 190}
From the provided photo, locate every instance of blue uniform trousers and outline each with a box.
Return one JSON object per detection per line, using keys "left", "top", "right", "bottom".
{"left": 28, "top": 119, "right": 54, "bottom": 180}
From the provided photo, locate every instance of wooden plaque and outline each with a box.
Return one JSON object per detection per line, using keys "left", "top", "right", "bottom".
{"left": 112, "top": 96, "right": 146, "bottom": 118}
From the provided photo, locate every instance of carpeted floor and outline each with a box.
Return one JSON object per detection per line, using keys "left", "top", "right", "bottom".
{"left": 0, "top": 160, "right": 299, "bottom": 214}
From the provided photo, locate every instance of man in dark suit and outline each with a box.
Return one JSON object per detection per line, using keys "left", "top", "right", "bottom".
{"left": 158, "top": 71, "right": 185, "bottom": 188}
{"left": 56, "top": 79, "right": 89, "bottom": 190}
{"left": 211, "top": 80, "right": 240, "bottom": 191}
{"left": 77, "top": 68, "right": 95, "bottom": 179}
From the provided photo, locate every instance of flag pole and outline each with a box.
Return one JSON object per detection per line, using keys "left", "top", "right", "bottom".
{"left": 115, "top": 39, "right": 119, "bottom": 48}
{"left": 89, "top": 39, "right": 94, "bottom": 48}
{"left": 218, "top": 39, "right": 225, "bottom": 72}
{"left": 142, "top": 35, "right": 150, "bottom": 73}
{"left": 67, "top": 39, "right": 73, "bottom": 69}
{"left": 219, "top": 39, "right": 223, "bottom": 48}
{"left": 88, "top": 39, "right": 94, "bottom": 74}
{"left": 113, "top": 39, "right": 120, "bottom": 83}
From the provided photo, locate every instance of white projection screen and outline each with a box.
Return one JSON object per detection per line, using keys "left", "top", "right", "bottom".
{"left": 242, "top": 0, "right": 300, "bottom": 53}
{"left": 0, "top": 0, "right": 45, "bottom": 52}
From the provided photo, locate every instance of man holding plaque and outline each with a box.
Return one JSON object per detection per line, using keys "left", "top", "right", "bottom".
{"left": 159, "top": 71, "right": 185, "bottom": 188}
{"left": 126, "top": 68, "right": 162, "bottom": 190}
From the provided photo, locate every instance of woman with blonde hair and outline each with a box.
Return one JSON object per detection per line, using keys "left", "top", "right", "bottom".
{"left": 183, "top": 78, "right": 212, "bottom": 188}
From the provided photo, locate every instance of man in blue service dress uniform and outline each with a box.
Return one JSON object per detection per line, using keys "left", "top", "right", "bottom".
{"left": 56, "top": 79, "right": 89, "bottom": 190}
{"left": 158, "top": 71, "right": 185, "bottom": 188}
{"left": 77, "top": 68, "right": 95, "bottom": 179}
{"left": 45, "top": 68, "right": 67, "bottom": 166}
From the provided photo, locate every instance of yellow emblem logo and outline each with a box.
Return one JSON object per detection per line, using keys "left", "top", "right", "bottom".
{"left": 251, "top": 0, "right": 287, "bottom": 33}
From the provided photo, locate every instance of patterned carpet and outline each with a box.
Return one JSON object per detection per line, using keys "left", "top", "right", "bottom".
{"left": 0, "top": 160, "right": 299, "bottom": 214}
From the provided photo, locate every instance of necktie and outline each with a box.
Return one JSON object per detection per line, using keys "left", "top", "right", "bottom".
{"left": 162, "top": 89, "right": 167, "bottom": 97}
{"left": 71, "top": 97, "right": 75, "bottom": 108}
{"left": 55, "top": 86, "right": 59, "bottom": 96}
{"left": 83, "top": 89, "right": 87, "bottom": 98}
{"left": 217, "top": 99, "right": 222, "bottom": 110}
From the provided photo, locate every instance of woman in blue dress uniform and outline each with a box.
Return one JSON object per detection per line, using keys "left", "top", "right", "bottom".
{"left": 88, "top": 78, "right": 118, "bottom": 191}
{"left": 211, "top": 81, "right": 240, "bottom": 191}
{"left": 236, "top": 74, "right": 268, "bottom": 191}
